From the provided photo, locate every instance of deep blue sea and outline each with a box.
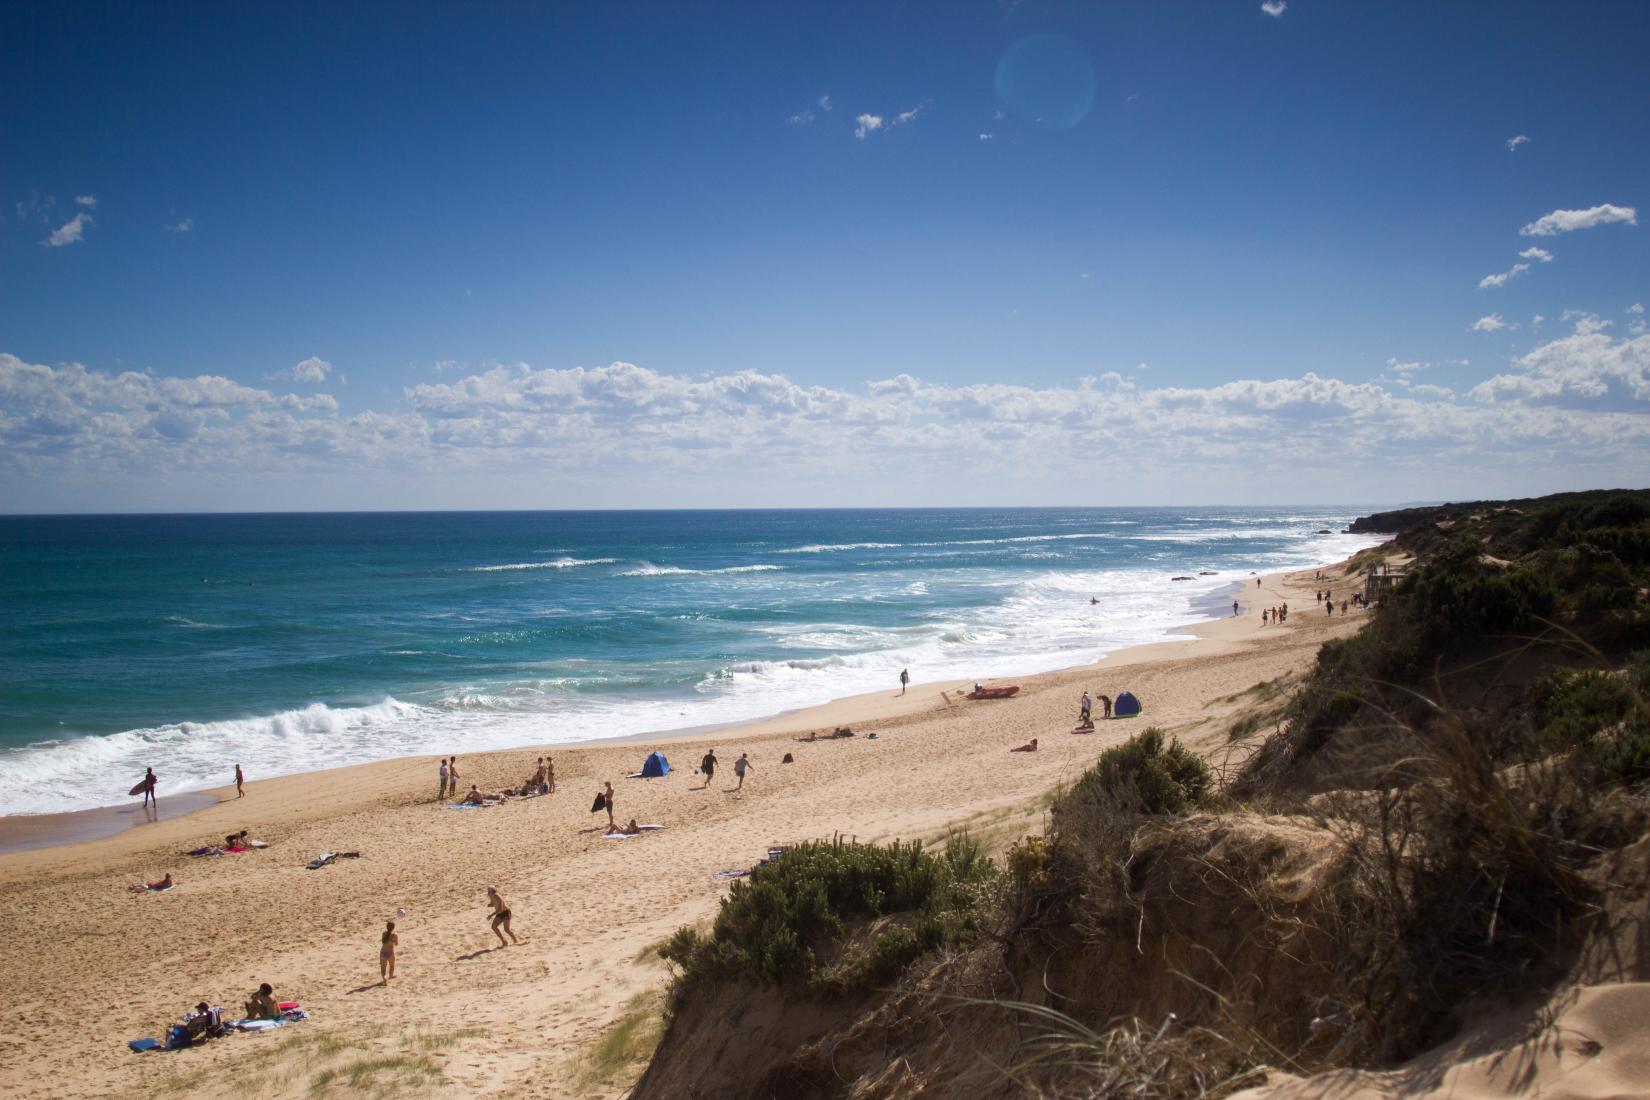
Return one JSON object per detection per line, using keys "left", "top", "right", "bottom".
{"left": 0, "top": 509, "right": 1381, "bottom": 814}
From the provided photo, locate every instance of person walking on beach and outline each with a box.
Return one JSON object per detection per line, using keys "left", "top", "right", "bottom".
{"left": 486, "top": 886, "right": 519, "bottom": 947}
{"left": 141, "top": 767, "right": 157, "bottom": 809}
{"left": 1232, "top": 599, "right": 1240, "bottom": 616}
{"left": 899, "top": 668, "right": 909, "bottom": 696}
{"left": 438, "top": 757, "right": 450, "bottom": 801}
{"left": 698, "top": 749, "right": 718, "bottom": 790}
{"left": 1100, "top": 694, "right": 1112, "bottom": 720}
{"left": 234, "top": 763, "right": 244, "bottom": 799}
{"left": 733, "top": 752, "right": 753, "bottom": 791}
{"left": 379, "top": 920, "right": 398, "bottom": 983}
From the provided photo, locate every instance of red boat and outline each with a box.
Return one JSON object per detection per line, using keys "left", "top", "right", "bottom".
{"left": 967, "top": 685, "right": 1020, "bottom": 700}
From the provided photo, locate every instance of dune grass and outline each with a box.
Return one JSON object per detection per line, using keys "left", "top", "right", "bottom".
{"left": 571, "top": 990, "right": 667, "bottom": 1092}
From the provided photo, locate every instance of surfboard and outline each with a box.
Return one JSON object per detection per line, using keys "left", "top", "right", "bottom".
{"left": 128, "top": 780, "right": 149, "bottom": 796}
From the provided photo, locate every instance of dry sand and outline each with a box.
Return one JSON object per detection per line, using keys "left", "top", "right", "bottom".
{"left": 0, "top": 561, "right": 1375, "bottom": 1098}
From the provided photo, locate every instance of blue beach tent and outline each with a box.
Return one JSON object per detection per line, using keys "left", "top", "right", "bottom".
{"left": 640, "top": 751, "right": 671, "bottom": 778}
{"left": 1113, "top": 691, "right": 1142, "bottom": 718}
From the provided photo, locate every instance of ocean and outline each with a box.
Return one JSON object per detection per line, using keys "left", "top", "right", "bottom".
{"left": 0, "top": 508, "right": 1382, "bottom": 815}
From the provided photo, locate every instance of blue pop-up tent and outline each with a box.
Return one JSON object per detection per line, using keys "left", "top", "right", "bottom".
{"left": 640, "top": 751, "right": 671, "bottom": 778}
{"left": 1113, "top": 691, "right": 1142, "bottom": 717}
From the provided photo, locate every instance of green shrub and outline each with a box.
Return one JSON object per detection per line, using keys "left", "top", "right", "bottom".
{"left": 659, "top": 833, "right": 998, "bottom": 994}
{"left": 1063, "top": 727, "right": 1213, "bottom": 819}
{"left": 1536, "top": 655, "right": 1650, "bottom": 785}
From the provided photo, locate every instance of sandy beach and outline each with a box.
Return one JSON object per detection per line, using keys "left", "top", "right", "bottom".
{"left": 0, "top": 559, "right": 1372, "bottom": 1099}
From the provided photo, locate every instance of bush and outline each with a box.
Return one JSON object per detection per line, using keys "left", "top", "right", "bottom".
{"left": 659, "top": 833, "right": 999, "bottom": 995}
{"left": 1537, "top": 655, "right": 1650, "bottom": 785}
{"left": 1066, "top": 727, "right": 1213, "bottom": 818}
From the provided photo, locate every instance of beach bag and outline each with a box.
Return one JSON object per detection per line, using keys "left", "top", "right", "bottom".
{"left": 590, "top": 793, "right": 605, "bottom": 813}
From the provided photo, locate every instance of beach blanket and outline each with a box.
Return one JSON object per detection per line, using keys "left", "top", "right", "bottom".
{"left": 306, "top": 852, "right": 336, "bottom": 870}
{"left": 713, "top": 869, "right": 750, "bottom": 880}
{"left": 603, "top": 831, "right": 642, "bottom": 840}
{"left": 443, "top": 802, "right": 490, "bottom": 810}
{"left": 234, "top": 1018, "right": 283, "bottom": 1032}
{"left": 128, "top": 1037, "right": 162, "bottom": 1052}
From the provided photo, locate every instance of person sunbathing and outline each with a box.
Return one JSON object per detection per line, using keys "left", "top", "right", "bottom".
{"left": 461, "top": 785, "right": 488, "bottom": 804}
{"left": 1010, "top": 738, "right": 1039, "bottom": 753}
{"left": 607, "top": 818, "right": 643, "bottom": 836}
{"left": 243, "top": 982, "right": 280, "bottom": 1020}
{"left": 132, "top": 872, "right": 174, "bottom": 891}
{"left": 184, "top": 1002, "right": 225, "bottom": 1041}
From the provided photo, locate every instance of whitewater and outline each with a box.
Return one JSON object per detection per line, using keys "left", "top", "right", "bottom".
{"left": 0, "top": 508, "right": 1384, "bottom": 815}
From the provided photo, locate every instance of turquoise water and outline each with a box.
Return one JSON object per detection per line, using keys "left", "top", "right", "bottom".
{"left": 0, "top": 508, "right": 1380, "bottom": 813}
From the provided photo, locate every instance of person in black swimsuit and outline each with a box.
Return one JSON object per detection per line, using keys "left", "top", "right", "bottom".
{"left": 487, "top": 886, "right": 519, "bottom": 946}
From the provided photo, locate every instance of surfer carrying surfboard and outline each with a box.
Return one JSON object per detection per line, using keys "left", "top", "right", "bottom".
{"left": 130, "top": 767, "right": 158, "bottom": 808}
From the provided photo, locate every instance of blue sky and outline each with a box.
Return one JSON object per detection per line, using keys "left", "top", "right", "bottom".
{"left": 2, "top": 1, "right": 1647, "bottom": 511}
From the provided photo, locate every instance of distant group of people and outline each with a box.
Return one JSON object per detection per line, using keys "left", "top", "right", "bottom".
{"left": 164, "top": 982, "right": 285, "bottom": 1047}
{"left": 1317, "top": 589, "right": 1361, "bottom": 616}
{"left": 695, "top": 748, "right": 754, "bottom": 791}
{"left": 1261, "top": 603, "right": 1289, "bottom": 626}
{"left": 1076, "top": 691, "right": 1112, "bottom": 727}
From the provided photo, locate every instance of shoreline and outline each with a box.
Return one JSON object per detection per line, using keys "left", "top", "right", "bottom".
{"left": 0, "top": 550, "right": 1385, "bottom": 1098}
{"left": 0, "top": 565, "right": 1312, "bottom": 856}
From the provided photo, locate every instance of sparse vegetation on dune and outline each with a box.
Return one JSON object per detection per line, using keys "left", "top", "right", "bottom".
{"left": 634, "top": 489, "right": 1650, "bottom": 1100}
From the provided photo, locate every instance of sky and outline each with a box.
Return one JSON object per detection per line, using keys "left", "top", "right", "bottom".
{"left": 1, "top": 0, "right": 1647, "bottom": 512}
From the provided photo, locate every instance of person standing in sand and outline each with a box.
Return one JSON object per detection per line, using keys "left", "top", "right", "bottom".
{"left": 546, "top": 755, "right": 555, "bottom": 793}
{"left": 698, "top": 749, "right": 717, "bottom": 789}
{"left": 234, "top": 763, "right": 244, "bottom": 799}
{"left": 448, "top": 756, "right": 460, "bottom": 791}
{"left": 486, "top": 886, "right": 519, "bottom": 946}
{"left": 733, "top": 752, "right": 754, "bottom": 790}
{"left": 900, "top": 668, "right": 909, "bottom": 695}
{"left": 438, "top": 757, "right": 450, "bottom": 801}
{"left": 603, "top": 781, "right": 615, "bottom": 829}
{"left": 1078, "top": 692, "right": 1092, "bottom": 726}
{"left": 380, "top": 920, "right": 398, "bottom": 983}
{"left": 141, "top": 767, "right": 157, "bottom": 809}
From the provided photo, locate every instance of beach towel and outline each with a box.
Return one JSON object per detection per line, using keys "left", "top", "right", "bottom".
{"left": 306, "top": 852, "right": 336, "bottom": 870}
{"left": 234, "top": 1019, "right": 283, "bottom": 1032}
{"left": 603, "top": 831, "right": 641, "bottom": 840}
{"left": 713, "top": 869, "right": 750, "bottom": 880}
{"left": 590, "top": 793, "right": 606, "bottom": 813}
{"left": 128, "top": 1038, "right": 161, "bottom": 1052}
{"left": 443, "top": 802, "right": 488, "bottom": 810}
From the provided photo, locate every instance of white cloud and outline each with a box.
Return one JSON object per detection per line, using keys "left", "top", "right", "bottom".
{"left": 74, "top": 194, "right": 97, "bottom": 209}
{"left": 273, "top": 357, "right": 333, "bottom": 384}
{"left": 1629, "top": 303, "right": 1645, "bottom": 315}
{"left": 1506, "top": 134, "right": 1530, "bottom": 152}
{"left": 1260, "top": 0, "right": 1286, "bottom": 15}
{"left": 786, "top": 111, "right": 814, "bottom": 126}
{"left": 1533, "top": 314, "right": 1545, "bottom": 328}
{"left": 979, "top": 132, "right": 993, "bottom": 142}
{"left": 1518, "top": 247, "right": 1553, "bottom": 263}
{"left": 1520, "top": 204, "right": 1638, "bottom": 237}
{"left": 854, "top": 114, "right": 884, "bottom": 139}
{"left": 1471, "top": 314, "right": 1507, "bottom": 333}
{"left": 42, "top": 212, "right": 91, "bottom": 247}
{"left": 1472, "top": 316, "right": 1650, "bottom": 406}
{"left": 1385, "top": 358, "right": 1427, "bottom": 374}
{"left": 896, "top": 105, "right": 923, "bottom": 126}
{"left": 166, "top": 218, "right": 193, "bottom": 233}
{"left": 818, "top": 95, "right": 833, "bottom": 112}
{"left": 1478, "top": 263, "right": 1531, "bottom": 290}
{"left": 11, "top": 346, "right": 1650, "bottom": 510}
